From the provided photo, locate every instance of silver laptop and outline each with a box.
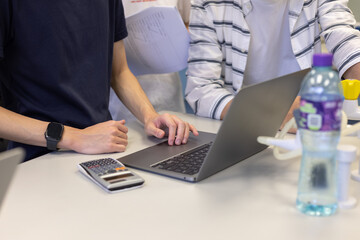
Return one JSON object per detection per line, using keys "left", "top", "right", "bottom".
{"left": 0, "top": 148, "right": 25, "bottom": 212}
{"left": 120, "top": 69, "right": 310, "bottom": 182}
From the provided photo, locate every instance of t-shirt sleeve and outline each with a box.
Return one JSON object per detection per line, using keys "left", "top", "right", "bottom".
{"left": 114, "top": 0, "right": 128, "bottom": 42}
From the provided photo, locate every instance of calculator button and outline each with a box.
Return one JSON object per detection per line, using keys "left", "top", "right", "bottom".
{"left": 93, "top": 169, "right": 103, "bottom": 174}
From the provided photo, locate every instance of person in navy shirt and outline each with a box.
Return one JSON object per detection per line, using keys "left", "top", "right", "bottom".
{"left": 0, "top": 0, "right": 198, "bottom": 161}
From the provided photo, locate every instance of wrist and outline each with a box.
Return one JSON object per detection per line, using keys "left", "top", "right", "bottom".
{"left": 44, "top": 122, "right": 64, "bottom": 151}
{"left": 57, "top": 126, "right": 79, "bottom": 151}
{"left": 142, "top": 110, "right": 159, "bottom": 125}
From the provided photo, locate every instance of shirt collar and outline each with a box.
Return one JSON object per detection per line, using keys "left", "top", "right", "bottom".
{"left": 240, "top": 0, "right": 304, "bottom": 15}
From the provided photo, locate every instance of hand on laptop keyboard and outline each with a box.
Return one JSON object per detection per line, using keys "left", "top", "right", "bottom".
{"left": 144, "top": 113, "right": 199, "bottom": 146}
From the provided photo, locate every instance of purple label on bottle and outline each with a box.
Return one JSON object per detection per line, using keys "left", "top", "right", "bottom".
{"left": 298, "top": 99, "right": 343, "bottom": 131}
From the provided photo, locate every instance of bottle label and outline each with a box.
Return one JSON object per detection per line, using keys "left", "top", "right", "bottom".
{"left": 298, "top": 99, "right": 343, "bottom": 131}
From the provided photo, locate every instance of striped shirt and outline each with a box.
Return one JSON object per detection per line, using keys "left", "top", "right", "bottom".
{"left": 186, "top": 0, "right": 360, "bottom": 119}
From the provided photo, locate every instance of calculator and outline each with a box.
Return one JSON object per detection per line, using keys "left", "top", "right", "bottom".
{"left": 78, "top": 158, "right": 144, "bottom": 193}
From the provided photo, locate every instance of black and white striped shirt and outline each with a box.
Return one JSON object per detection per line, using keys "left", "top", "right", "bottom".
{"left": 186, "top": 0, "right": 360, "bottom": 119}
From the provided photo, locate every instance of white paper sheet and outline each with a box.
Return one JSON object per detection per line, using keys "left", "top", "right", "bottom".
{"left": 124, "top": 6, "right": 190, "bottom": 76}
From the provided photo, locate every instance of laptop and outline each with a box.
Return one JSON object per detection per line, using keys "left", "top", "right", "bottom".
{"left": 119, "top": 69, "right": 310, "bottom": 182}
{"left": 0, "top": 148, "right": 25, "bottom": 213}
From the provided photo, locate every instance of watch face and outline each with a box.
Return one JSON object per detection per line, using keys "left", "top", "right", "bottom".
{"left": 47, "top": 122, "right": 64, "bottom": 140}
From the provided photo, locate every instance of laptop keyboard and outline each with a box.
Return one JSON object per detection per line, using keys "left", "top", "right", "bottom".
{"left": 151, "top": 142, "right": 213, "bottom": 175}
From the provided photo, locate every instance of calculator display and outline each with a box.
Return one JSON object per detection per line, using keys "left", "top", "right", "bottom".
{"left": 104, "top": 173, "right": 134, "bottom": 183}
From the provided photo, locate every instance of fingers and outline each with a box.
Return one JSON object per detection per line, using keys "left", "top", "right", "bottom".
{"left": 145, "top": 122, "right": 166, "bottom": 138}
{"left": 109, "top": 141, "right": 127, "bottom": 152}
{"left": 75, "top": 120, "right": 129, "bottom": 155}
{"left": 160, "top": 114, "right": 177, "bottom": 145}
{"left": 182, "top": 122, "right": 190, "bottom": 144}
{"left": 115, "top": 120, "right": 128, "bottom": 134}
{"left": 172, "top": 116, "right": 198, "bottom": 144}
{"left": 104, "top": 131, "right": 128, "bottom": 153}
{"left": 111, "top": 120, "right": 128, "bottom": 146}
{"left": 111, "top": 134, "right": 128, "bottom": 151}
{"left": 171, "top": 115, "right": 185, "bottom": 145}
{"left": 108, "top": 120, "right": 128, "bottom": 142}
{"left": 146, "top": 113, "right": 198, "bottom": 146}
{"left": 189, "top": 123, "right": 199, "bottom": 136}
{"left": 178, "top": 122, "right": 199, "bottom": 144}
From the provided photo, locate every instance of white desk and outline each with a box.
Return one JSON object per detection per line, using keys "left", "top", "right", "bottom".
{"left": 0, "top": 112, "right": 359, "bottom": 240}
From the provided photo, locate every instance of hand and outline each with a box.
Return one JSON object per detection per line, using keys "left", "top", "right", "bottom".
{"left": 280, "top": 96, "right": 300, "bottom": 134}
{"left": 62, "top": 120, "right": 128, "bottom": 154}
{"left": 144, "top": 113, "right": 199, "bottom": 145}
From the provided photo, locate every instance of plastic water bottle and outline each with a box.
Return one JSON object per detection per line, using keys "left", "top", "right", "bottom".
{"left": 296, "top": 53, "right": 343, "bottom": 216}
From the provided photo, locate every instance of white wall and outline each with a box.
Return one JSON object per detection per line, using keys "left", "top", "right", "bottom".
{"left": 349, "top": 0, "right": 360, "bottom": 22}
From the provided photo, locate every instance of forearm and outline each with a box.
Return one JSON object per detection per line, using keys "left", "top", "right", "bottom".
{"left": 186, "top": 1, "right": 233, "bottom": 119}
{"left": 109, "top": 40, "right": 198, "bottom": 145}
{"left": 0, "top": 107, "right": 48, "bottom": 146}
{"left": 342, "top": 62, "right": 360, "bottom": 80}
{"left": 220, "top": 100, "right": 232, "bottom": 120}
{"left": 319, "top": 0, "right": 360, "bottom": 77}
{"left": 185, "top": 75, "right": 233, "bottom": 119}
{"left": 111, "top": 69, "right": 157, "bottom": 124}
{"left": 0, "top": 107, "right": 83, "bottom": 151}
{"left": 111, "top": 40, "right": 158, "bottom": 125}
{"left": 0, "top": 108, "right": 130, "bottom": 156}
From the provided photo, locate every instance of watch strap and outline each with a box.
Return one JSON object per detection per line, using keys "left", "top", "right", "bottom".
{"left": 45, "top": 122, "right": 64, "bottom": 151}
{"left": 47, "top": 138, "right": 59, "bottom": 151}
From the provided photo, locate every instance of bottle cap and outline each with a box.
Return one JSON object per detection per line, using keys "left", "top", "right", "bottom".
{"left": 337, "top": 144, "right": 357, "bottom": 163}
{"left": 312, "top": 53, "right": 333, "bottom": 67}
{"left": 341, "top": 79, "right": 360, "bottom": 100}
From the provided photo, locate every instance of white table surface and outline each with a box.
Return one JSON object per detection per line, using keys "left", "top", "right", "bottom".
{"left": 0, "top": 112, "right": 359, "bottom": 240}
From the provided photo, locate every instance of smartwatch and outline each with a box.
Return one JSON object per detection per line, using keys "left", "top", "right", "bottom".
{"left": 44, "top": 122, "right": 64, "bottom": 151}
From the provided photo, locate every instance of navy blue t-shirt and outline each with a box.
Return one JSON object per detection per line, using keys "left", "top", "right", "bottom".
{"left": 0, "top": 0, "right": 128, "bottom": 161}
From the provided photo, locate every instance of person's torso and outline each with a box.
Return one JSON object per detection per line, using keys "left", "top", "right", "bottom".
{"left": 243, "top": 0, "right": 300, "bottom": 86}
{"left": 0, "top": 0, "right": 127, "bottom": 160}
{"left": 0, "top": 0, "right": 122, "bottom": 128}
{"left": 202, "top": 0, "right": 321, "bottom": 90}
